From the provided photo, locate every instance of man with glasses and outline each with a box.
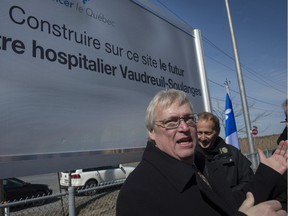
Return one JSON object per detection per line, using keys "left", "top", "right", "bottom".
{"left": 116, "top": 89, "right": 287, "bottom": 216}
{"left": 196, "top": 112, "right": 254, "bottom": 191}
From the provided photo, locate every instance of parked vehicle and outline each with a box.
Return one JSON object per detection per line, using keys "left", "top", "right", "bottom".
{"left": 60, "top": 164, "right": 135, "bottom": 194}
{"left": 3, "top": 178, "right": 52, "bottom": 206}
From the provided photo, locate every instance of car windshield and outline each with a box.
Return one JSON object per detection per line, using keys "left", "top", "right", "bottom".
{"left": 83, "top": 166, "right": 118, "bottom": 172}
{"left": 62, "top": 165, "right": 120, "bottom": 173}
{"left": 62, "top": 170, "right": 76, "bottom": 173}
{"left": 3, "top": 178, "right": 25, "bottom": 187}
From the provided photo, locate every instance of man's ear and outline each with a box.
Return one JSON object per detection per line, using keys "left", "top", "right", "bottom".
{"left": 148, "top": 130, "right": 155, "bottom": 141}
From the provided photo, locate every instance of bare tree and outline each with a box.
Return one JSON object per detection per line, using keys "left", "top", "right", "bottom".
{"left": 212, "top": 99, "right": 272, "bottom": 137}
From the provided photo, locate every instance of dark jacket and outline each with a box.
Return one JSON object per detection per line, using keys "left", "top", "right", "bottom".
{"left": 196, "top": 136, "right": 254, "bottom": 191}
{"left": 116, "top": 141, "right": 285, "bottom": 216}
{"left": 277, "top": 126, "right": 287, "bottom": 144}
{"left": 275, "top": 126, "right": 287, "bottom": 210}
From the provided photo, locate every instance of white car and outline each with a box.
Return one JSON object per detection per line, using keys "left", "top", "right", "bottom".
{"left": 60, "top": 164, "right": 135, "bottom": 192}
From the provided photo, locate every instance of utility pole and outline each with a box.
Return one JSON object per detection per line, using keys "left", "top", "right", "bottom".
{"left": 224, "top": 0, "right": 258, "bottom": 169}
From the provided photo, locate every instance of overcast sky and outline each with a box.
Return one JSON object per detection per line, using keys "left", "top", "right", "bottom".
{"left": 148, "top": 0, "right": 287, "bottom": 138}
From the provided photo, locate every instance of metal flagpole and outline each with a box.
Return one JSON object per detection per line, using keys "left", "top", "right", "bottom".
{"left": 224, "top": 0, "right": 258, "bottom": 169}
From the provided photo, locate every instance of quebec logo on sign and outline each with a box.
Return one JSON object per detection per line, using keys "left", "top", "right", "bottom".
{"left": 52, "top": 0, "right": 115, "bottom": 27}
{"left": 82, "top": 0, "right": 90, "bottom": 5}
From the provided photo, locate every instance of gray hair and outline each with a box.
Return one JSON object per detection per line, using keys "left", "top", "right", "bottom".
{"left": 145, "top": 89, "right": 193, "bottom": 132}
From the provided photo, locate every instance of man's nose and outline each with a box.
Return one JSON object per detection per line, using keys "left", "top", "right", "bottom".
{"left": 178, "top": 120, "right": 190, "bottom": 130}
{"left": 198, "top": 132, "right": 206, "bottom": 140}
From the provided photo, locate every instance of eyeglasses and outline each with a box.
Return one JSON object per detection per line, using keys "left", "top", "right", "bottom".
{"left": 155, "top": 114, "right": 198, "bottom": 129}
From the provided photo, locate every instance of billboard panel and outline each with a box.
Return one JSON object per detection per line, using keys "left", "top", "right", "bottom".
{"left": 0, "top": 0, "right": 210, "bottom": 178}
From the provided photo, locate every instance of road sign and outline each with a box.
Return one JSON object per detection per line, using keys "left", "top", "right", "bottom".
{"left": 251, "top": 128, "right": 258, "bottom": 135}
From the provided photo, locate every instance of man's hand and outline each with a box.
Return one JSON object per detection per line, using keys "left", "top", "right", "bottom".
{"left": 258, "top": 140, "right": 288, "bottom": 174}
{"left": 239, "top": 192, "right": 286, "bottom": 216}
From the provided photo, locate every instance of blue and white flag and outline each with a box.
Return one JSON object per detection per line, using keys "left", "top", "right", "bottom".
{"left": 225, "top": 92, "right": 240, "bottom": 149}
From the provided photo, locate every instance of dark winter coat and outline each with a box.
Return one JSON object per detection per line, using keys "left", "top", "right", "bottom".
{"left": 277, "top": 126, "right": 287, "bottom": 144}
{"left": 116, "top": 141, "right": 285, "bottom": 216}
{"left": 196, "top": 136, "right": 254, "bottom": 191}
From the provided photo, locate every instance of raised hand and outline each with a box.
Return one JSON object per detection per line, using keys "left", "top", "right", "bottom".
{"left": 258, "top": 140, "right": 288, "bottom": 174}
{"left": 239, "top": 192, "right": 286, "bottom": 216}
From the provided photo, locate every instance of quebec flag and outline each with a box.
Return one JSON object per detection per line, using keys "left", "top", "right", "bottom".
{"left": 225, "top": 93, "right": 240, "bottom": 149}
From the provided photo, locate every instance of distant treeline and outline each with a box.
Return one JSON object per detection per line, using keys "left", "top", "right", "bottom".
{"left": 239, "top": 134, "right": 280, "bottom": 153}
